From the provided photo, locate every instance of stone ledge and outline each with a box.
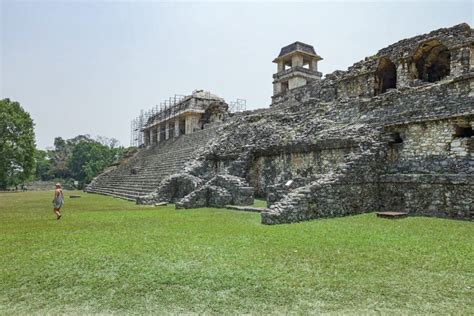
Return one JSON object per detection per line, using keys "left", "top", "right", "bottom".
{"left": 380, "top": 173, "right": 474, "bottom": 184}
{"left": 225, "top": 205, "right": 266, "bottom": 213}
{"left": 376, "top": 211, "right": 409, "bottom": 219}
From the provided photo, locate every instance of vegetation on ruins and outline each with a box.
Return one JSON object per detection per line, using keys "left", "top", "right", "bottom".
{"left": 0, "top": 191, "right": 472, "bottom": 314}
{"left": 0, "top": 98, "right": 36, "bottom": 189}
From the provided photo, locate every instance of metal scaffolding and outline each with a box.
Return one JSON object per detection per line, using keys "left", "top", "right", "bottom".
{"left": 130, "top": 92, "right": 247, "bottom": 147}
{"left": 130, "top": 94, "right": 186, "bottom": 147}
{"left": 229, "top": 99, "right": 247, "bottom": 113}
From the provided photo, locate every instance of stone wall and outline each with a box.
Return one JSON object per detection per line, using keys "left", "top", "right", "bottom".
{"left": 378, "top": 116, "right": 473, "bottom": 220}
{"left": 387, "top": 116, "right": 474, "bottom": 163}
{"left": 379, "top": 174, "right": 472, "bottom": 219}
{"left": 336, "top": 73, "right": 375, "bottom": 99}
{"left": 248, "top": 146, "right": 358, "bottom": 197}
{"left": 262, "top": 139, "right": 385, "bottom": 224}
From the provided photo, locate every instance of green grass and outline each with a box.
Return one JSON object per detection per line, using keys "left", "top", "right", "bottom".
{"left": 252, "top": 198, "right": 267, "bottom": 208}
{"left": 0, "top": 191, "right": 472, "bottom": 314}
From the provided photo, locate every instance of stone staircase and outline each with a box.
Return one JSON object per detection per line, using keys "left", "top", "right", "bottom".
{"left": 85, "top": 127, "right": 219, "bottom": 201}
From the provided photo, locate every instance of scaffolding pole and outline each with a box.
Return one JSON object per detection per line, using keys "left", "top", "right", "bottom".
{"left": 229, "top": 98, "right": 247, "bottom": 113}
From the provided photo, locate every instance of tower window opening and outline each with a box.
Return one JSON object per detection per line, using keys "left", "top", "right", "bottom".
{"left": 303, "top": 60, "right": 310, "bottom": 69}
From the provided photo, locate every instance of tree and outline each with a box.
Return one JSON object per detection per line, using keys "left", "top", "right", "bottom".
{"left": 0, "top": 99, "right": 36, "bottom": 189}
{"left": 68, "top": 140, "right": 115, "bottom": 185}
{"left": 29, "top": 133, "right": 127, "bottom": 186}
{"left": 96, "top": 135, "right": 120, "bottom": 149}
{"left": 34, "top": 149, "right": 52, "bottom": 181}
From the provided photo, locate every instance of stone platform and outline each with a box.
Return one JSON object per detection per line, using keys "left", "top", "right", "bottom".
{"left": 225, "top": 205, "right": 266, "bottom": 213}
{"left": 376, "top": 212, "right": 409, "bottom": 219}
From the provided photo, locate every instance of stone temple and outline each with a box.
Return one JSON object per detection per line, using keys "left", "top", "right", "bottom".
{"left": 86, "top": 23, "right": 473, "bottom": 224}
{"left": 142, "top": 90, "right": 228, "bottom": 146}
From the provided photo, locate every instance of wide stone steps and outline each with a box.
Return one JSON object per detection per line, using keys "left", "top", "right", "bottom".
{"left": 92, "top": 149, "right": 194, "bottom": 174}
{"left": 92, "top": 167, "right": 183, "bottom": 182}
{"left": 92, "top": 180, "right": 160, "bottom": 189}
{"left": 92, "top": 186, "right": 149, "bottom": 196}
{"left": 86, "top": 127, "right": 220, "bottom": 201}
{"left": 90, "top": 188, "right": 139, "bottom": 201}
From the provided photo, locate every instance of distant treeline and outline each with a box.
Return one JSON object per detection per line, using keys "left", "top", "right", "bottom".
{"left": 35, "top": 135, "right": 134, "bottom": 188}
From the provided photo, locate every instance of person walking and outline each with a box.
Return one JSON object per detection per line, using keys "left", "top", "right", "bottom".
{"left": 52, "top": 183, "right": 64, "bottom": 220}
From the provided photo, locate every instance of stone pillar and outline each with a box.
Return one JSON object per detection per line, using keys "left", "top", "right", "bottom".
{"left": 174, "top": 118, "right": 180, "bottom": 137}
{"left": 185, "top": 115, "right": 193, "bottom": 135}
{"left": 310, "top": 59, "right": 318, "bottom": 71}
{"left": 155, "top": 125, "right": 160, "bottom": 143}
{"left": 396, "top": 59, "right": 411, "bottom": 89}
{"left": 273, "top": 82, "right": 281, "bottom": 95}
{"left": 165, "top": 121, "right": 170, "bottom": 140}
{"left": 278, "top": 61, "right": 284, "bottom": 72}
{"left": 291, "top": 54, "right": 303, "bottom": 67}
{"left": 450, "top": 46, "right": 471, "bottom": 77}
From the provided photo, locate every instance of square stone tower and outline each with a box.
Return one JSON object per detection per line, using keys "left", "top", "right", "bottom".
{"left": 272, "top": 42, "right": 323, "bottom": 97}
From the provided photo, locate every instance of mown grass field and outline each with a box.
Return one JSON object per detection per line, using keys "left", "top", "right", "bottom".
{"left": 0, "top": 191, "right": 472, "bottom": 314}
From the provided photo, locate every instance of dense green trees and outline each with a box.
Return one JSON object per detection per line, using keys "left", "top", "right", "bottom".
{"left": 0, "top": 99, "right": 36, "bottom": 189}
{"left": 34, "top": 149, "right": 51, "bottom": 181}
{"left": 34, "top": 135, "right": 128, "bottom": 188}
{"left": 68, "top": 139, "right": 116, "bottom": 184}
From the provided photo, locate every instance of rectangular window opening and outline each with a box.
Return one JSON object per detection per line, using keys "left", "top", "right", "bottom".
{"left": 454, "top": 125, "right": 473, "bottom": 138}
{"left": 389, "top": 132, "right": 403, "bottom": 144}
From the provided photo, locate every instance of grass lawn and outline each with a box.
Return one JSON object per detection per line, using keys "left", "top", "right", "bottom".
{"left": 252, "top": 198, "right": 267, "bottom": 208}
{"left": 0, "top": 191, "right": 472, "bottom": 314}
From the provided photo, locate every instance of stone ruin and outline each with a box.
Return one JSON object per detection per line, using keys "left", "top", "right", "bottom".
{"left": 89, "top": 23, "right": 473, "bottom": 224}
{"left": 142, "top": 90, "right": 228, "bottom": 146}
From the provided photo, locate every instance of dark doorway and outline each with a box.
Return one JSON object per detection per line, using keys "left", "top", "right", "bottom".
{"left": 169, "top": 122, "right": 175, "bottom": 138}
{"left": 160, "top": 125, "right": 166, "bottom": 141}
{"left": 374, "top": 57, "right": 397, "bottom": 95}
{"left": 411, "top": 40, "right": 451, "bottom": 83}
{"left": 179, "top": 119, "right": 185, "bottom": 135}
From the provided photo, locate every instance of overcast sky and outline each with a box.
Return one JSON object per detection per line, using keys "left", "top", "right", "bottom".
{"left": 1, "top": 0, "right": 472, "bottom": 149}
